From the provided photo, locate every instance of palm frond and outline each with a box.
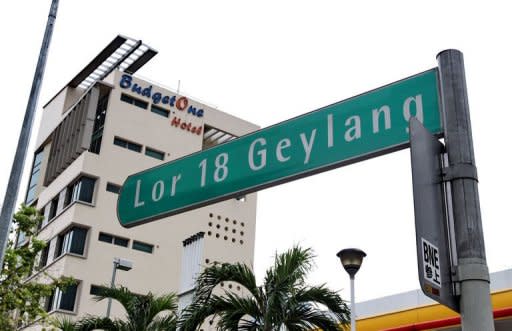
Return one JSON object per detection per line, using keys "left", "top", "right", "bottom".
{"left": 283, "top": 305, "right": 344, "bottom": 331}
{"left": 193, "top": 262, "right": 260, "bottom": 303}
{"left": 212, "top": 293, "right": 262, "bottom": 331}
{"left": 264, "top": 246, "right": 314, "bottom": 296}
{"left": 293, "top": 285, "right": 350, "bottom": 324}
{"left": 90, "top": 286, "right": 136, "bottom": 316}
{"left": 147, "top": 292, "right": 178, "bottom": 321}
{"left": 77, "top": 287, "right": 178, "bottom": 331}
{"left": 147, "top": 314, "right": 178, "bottom": 331}
{"left": 51, "top": 316, "right": 77, "bottom": 331}
{"left": 263, "top": 246, "right": 315, "bottom": 328}
{"left": 178, "top": 299, "right": 220, "bottom": 331}
{"left": 75, "top": 315, "right": 127, "bottom": 331}
{"left": 134, "top": 292, "right": 177, "bottom": 330}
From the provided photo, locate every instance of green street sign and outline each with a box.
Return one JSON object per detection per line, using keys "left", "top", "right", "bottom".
{"left": 117, "top": 69, "right": 442, "bottom": 227}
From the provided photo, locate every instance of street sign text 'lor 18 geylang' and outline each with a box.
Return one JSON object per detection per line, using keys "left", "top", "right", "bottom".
{"left": 117, "top": 69, "right": 441, "bottom": 227}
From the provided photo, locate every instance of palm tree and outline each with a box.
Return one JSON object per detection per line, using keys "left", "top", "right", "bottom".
{"left": 75, "top": 286, "right": 177, "bottom": 331}
{"left": 179, "top": 246, "right": 350, "bottom": 331}
{"left": 51, "top": 316, "right": 78, "bottom": 330}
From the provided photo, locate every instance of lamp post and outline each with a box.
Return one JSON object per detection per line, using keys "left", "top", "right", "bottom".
{"left": 106, "top": 257, "right": 133, "bottom": 318}
{"left": 337, "top": 248, "right": 366, "bottom": 331}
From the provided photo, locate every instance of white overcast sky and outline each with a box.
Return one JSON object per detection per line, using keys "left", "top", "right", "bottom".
{"left": 1, "top": 1, "right": 511, "bottom": 303}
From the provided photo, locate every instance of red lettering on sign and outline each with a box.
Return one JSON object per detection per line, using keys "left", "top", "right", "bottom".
{"left": 170, "top": 116, "right": 203, "bottom": 135}
{"left": 171, "top": 117, "right": 181, "bottom": 127}
{"left": 176, "top": 97, "right": 188, "bottom": 111}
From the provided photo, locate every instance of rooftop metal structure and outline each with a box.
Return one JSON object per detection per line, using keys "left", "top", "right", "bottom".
{"left": 203, "top": 126, "right": 237, "bottom": 149}
{"left": 68, "top": 35, "right": 157, "bottom": 90}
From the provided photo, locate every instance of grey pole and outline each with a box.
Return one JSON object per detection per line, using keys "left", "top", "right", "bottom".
{"left": 106, "top": 260, "right": 119, "bottom": 318}
{"left": 350, "top": 275, "right": 356, "bottom": 331}
{"left": 437, "top": 50, "right": 494, "bottom": 330}
{"left": 0, "top": 0, "right": 59, "bottom": 267}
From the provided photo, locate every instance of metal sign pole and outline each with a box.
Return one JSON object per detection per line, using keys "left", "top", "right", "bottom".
{"left": 0, "top": 0, "right": 59, "bottom": 267}
{"left": 437, "top": 49, "right": 494, "bottom": 330}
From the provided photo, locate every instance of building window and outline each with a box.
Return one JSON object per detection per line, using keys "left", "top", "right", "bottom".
{"left": 64, "top": 185, "right": 73, "bottom": 207}
{"left": 54, "top": 226, "right": 88, "bottom": 258}
{"left": 89, "top": 92, "right": 110, "bottom": 154}
{"left": 25, "top": 149, "right": 44, "bottom": 205}
{"left": 48, "top": 197, "right": 58, "bottom": 220}
{"left": 41, "top": 206, "right": 50, "bottom": 229}
{"left": 120, "top": 93, "right": 132, "bottom": 103}
{"left": 114, "top": 237, "right": 129, "bottom": 247}
{"left": 59, "top": 176, "right": 96, "bottom": 209}
{"left": 90, "top": 285, "right": 108, "bottom": 296}
{"left": 36, "top": 209, "right": 44, "bottom": 230}
{"left": 145, "top": 147, "right": 165, "bottom": 160}
{"left": 120, "top": 93, "right": 148, "bottom": 110}
{"left": 15, "top": 231, "right": 28, "bottom": 248}
{"left": 89, "top": 131, "right": 103, "bottom": 155}
{"left": 98, "top": 232, "right": 113, "bottom": 243}
{"left": 98, "top": 232, "right": 129, "bottom": 247}
{"left": 43, "top": 292, "right": 54, "bottom": 312}
{"left": 38, "top": 243, "right": 50, "bottom": 269}
{"left": 46, "top": 283, "right": 78, "bottom": 312}
{"left": 106, "top": 182, "right": 121, "bottom": 194}
{"left": 69, "top": 176, "right": 96, "bottom": 204}
{"left": 150, "top": 104, "right": 170, "bottom": 117}
{"left": 132, "top": 240, "right": 154, "bottom": 254}
{"left": 114, "top": 137, "right": 142, "bottom": 153}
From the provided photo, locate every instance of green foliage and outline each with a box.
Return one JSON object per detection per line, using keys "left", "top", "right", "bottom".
{"left": 0, "top": 204, "right": 75, "bottom": 330}
{"left": 75, "top": 286, "right": 178, "bottom": 331}
{"left": 179, "top": 245, "right": 350, "bottom": 331}
{"left": 50, "top": 316, "right": 78, "bottom": 331}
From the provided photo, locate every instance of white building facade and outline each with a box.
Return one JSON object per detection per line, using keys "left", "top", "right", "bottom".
{"left": 19, "top": 36, "right": 258, "bottom": 329}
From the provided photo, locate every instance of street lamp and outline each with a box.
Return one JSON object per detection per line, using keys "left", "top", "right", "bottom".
{"left": 337, "top": 248, "right": 366, "bottom": 331}
{"left": 106, "top": 257, "right": 133, "bottom": 318}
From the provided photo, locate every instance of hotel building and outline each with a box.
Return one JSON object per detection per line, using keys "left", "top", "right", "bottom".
{"left": 18, "top": 35, "right": 258, "bottom": 329}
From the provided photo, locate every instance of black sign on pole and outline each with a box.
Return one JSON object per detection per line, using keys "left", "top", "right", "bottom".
{"left": 409, "top": 117, "right": 459, "bottom": 312}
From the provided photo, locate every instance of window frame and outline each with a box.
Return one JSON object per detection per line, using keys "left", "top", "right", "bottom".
{"left": 67, "top": 175, "right": 96, "bottom": 206}
{"left": 38, "top": 242, "right": 50, "bottom": 269}
{"left": 90, "top": 284, "right": 108, "bottom": 296}
{"left": 120, "top": 93, "right": 148, "bottom": 110}
{"left": 25, "top": 149, "right": 45, "bottom": 205}
{"left": 47, "top": 282, "right": 79, "bottom": 312}
{"left": 150, "top": 104, "right": 170, "bottom": 117}
{"left": 145, "top": 147, "right": 165, "bottom": 160}
{"left": 98, "top": 231, "right": 129, "bottom": 248}
{"left": 113, "top": 137, "right": 142, "bottom": 153}
{"left": 89, "top": 91, "right": 110, "bottom": 154}
{"left": 98, "top": 232, "right": 113, "bottom": 244}
{"left": 132, "top": 240, "right": 154, "bottom": 254}
{"left": 114, "top": 237, "right": 129, "bottom": 247}
{"left": 106, "top": 182, "right": 121, "bottom": 194}
{"left": 48, "top": 197, "right": 58, "bottom": 220}
{"left": 54, "top": 226, "right": 88, "bottom": 259}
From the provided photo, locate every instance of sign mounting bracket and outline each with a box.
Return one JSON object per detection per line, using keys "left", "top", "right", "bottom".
{"left": 441, "top": 163, "right": 478, "bottom": 182}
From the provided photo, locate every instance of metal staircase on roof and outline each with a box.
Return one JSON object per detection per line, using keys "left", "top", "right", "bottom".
{"left": 68, "top": 35, "right": 157, "bottom": 90}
